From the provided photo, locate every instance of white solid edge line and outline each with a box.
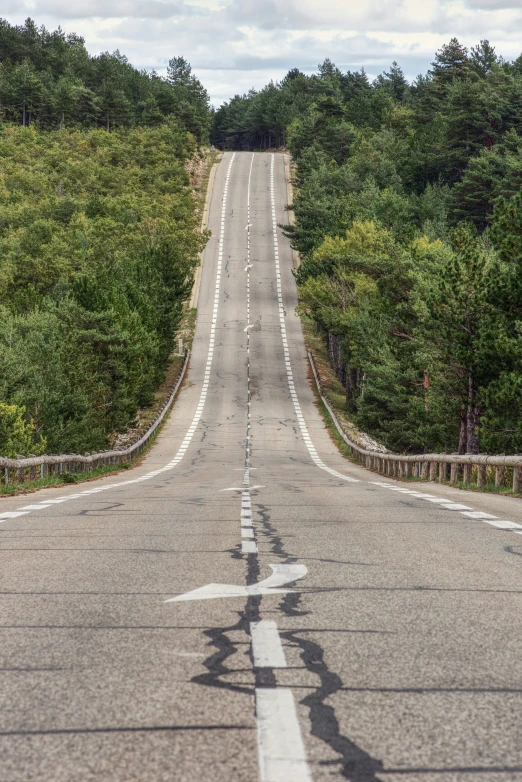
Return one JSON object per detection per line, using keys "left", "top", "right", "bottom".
{"left": 0, "top": 155, "right": 238, "bottom": 526}
{"left": 256, "top": 687, "right": 312, "bottom": 782}
{"left": 251, "top": 620, "right": 287, "bottom": 668}
{"left": 484, "top": 520, "right": 522, "bottom": 529}
{"left": 269, "top": 154, "right": 357, "bottom": 485}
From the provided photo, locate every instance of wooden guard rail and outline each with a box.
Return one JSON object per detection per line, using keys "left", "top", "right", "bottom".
{"left": 1, "top": 350, "right": 190, "bottom": 487}
{"left": 308, "top": 351, "right": 522, "bottom": 493}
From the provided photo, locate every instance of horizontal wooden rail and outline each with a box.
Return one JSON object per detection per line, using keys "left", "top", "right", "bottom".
{"left": 308, "top": 351, "right": 522, "bottom": 493}
{"left": 2, "top": 350, "right": 190, "bottom": 486}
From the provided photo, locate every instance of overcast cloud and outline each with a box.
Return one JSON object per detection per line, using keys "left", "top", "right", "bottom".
{"left": 5, "top": 0, "right": 522, "bottom": 105}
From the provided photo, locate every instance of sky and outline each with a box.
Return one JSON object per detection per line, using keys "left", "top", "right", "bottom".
{"left": 5, "top": 0, "right": 522, "bottom": 106}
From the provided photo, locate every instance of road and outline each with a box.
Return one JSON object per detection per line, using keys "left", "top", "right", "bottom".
{"left": 2, "top": 151, "right": 522, "bottom": 782}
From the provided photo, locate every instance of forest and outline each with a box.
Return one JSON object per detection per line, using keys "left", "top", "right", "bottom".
{"left": 212, "top": 40, "right": 522, "bottom": 456}
{"left": 0, "top": 19, "right": 210, "bottom": 457}
{"left": 0, "top": 18, "right": 210, "bottom": 140}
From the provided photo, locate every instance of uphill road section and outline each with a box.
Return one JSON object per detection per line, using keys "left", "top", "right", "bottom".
{"left": 1, "top": 152, "right": 522, "bottom": 781}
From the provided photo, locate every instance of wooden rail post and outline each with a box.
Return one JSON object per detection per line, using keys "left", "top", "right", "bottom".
{"left": 17, "top": 456, "right": 25, "bottom": 484}
{"left": 463, "top": 464, "right": 472, "bottom": 484}
{"left": 495, "top": 466, "right": 505, "bottom": 488}
{"left": 513, "top": 467, "right": 522, "bottom": 494}
{"left": 429, "top": 462, "right": 437, "bottom": 481}
{"left": 477, "top": 465, "right": 487, "bottom": 488}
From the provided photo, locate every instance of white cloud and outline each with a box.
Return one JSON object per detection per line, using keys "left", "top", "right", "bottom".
{"left": 4, "top": 0, "right": 522, "bottom": 105}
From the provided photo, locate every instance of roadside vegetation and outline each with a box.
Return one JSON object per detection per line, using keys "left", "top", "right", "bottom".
{"left": 212, "top": 40, "right": 522, "bottom": 457}
{"left": 0, "top": 18, "right": 211, "bottom": 458}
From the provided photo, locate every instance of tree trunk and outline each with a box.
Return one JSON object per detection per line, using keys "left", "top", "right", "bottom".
{"left": 22, "top": 101, "right": 26, "bottom": 127}
{"left": 466, "top": 405, "right": 481, "bottom": 454}
{"left": 60, "top": 111, "right": 64, "bottom": 130}
{"left": 106, "top": 110, "right": 110, "bottom": 131}
{"left": 327, "top": 333, "right": 346, "bottom": 388}
{"left": 459, "top": 377, "right": 481, "bottom": 454}
{"left": 458, "top": 409, "right": 467, "bottom": 454}
{"left": 346, "top": 368, "right": 358, "bottom": 405}
{"left": 466, "top": 376, "right": 481, "bottom": 454}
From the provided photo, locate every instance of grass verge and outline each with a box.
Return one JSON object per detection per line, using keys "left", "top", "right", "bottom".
{"left": 0, "top": 463, "right": 133, "bottom": 497}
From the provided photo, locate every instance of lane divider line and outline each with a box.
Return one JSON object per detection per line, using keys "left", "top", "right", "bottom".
{"left": 251, "top": 620, "right": 287, "bottom": 669}
{"left": 256, "top": 688, "right": 312, "bottom": 782}
{"left": 248, "top": 153, "right": 313, "bottom": 782}
{"left": 242, "top": 153, "right": 259, "bottom": 556}
{"left": 269, "top": 154, "right": 357, "bottom": 485}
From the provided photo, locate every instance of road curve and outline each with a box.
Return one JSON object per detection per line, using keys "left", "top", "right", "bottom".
{"left": 2, "top": 152, "right": 522, "bottom": 781}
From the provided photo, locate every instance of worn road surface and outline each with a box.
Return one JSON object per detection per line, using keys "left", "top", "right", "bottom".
{"left": 2, "top": 152, "right": 522, "bottom": 782}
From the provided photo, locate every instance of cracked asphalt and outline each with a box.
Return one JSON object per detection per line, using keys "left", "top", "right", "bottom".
{"left": 2, "top": 152, "right": 522, "bottom": 781}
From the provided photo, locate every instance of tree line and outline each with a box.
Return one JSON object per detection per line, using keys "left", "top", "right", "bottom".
{"left": 212, "top": 40, "right": 522, "bottom": 456}
{"left": 0, "top": 20, "right": 210, "bottom": 458}
{"left": 0, "top": 17, "right": 210, "bottom": 141}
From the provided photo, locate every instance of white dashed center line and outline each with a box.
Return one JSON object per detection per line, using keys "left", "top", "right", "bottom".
{"left": 256, "top": 688, "right": 312, "bottom": 782}
{"left": 251, "top": 620, "right": 287, "bottom": 669}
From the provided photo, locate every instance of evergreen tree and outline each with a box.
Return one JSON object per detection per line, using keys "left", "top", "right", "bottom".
{"left": 374, "top": 62, "right": 408, "bottom": 102}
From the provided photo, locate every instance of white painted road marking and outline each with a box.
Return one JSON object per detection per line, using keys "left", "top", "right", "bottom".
{"left": 0, "top": 512, "right": 29, "bottom": 520}
{"left": 251, "top": 620, "right": 287, "bottom": 668}
{"left": 18, "top": 504, "right": 53, "bottom": 510}
{"left": 485, "top": 520, "right": 522, "bottom": 530}
{"left": 440, "top": 504, "right": 473, "bottom": 511}
{"left": 374, "top": 481, "right": 522, "bottom": 535}
{"left": 256, "top": 688, "right": 312, "bottom": 782}
{"left": 166, "top": 563, "right": 308, "bottom": 603}
{"left": 222, "top": 485, "right": 265, "bottom": 492}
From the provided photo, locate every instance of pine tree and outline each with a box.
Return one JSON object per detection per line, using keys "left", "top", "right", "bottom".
{"left": 374, "top": 61, "right": 408, "bottom": 102}
{"left": 421, "top": 225, "right": 492, "bottom": 453}
{"left": 430, "top": 38, "right": 471, "bottom": 87}
{"left": 470, "top": 40, "right": 499, "bottom": 76}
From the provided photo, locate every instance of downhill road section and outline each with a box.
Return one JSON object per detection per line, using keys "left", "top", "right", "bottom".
{"left": 2, "top": 152, "right": 522, "bottom": 782}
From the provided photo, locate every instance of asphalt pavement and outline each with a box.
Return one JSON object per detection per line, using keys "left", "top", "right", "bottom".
{"left": 1, "top": 152, "right": 522, "bottom": 782}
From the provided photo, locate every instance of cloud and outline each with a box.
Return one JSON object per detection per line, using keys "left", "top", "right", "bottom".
{"left": 463, "top": 0, "right": 522, "bottom": 6}
{"left": 4, "top": 0, "right": 522, "bottom": 105}
{"left": 11, "top": 0, "right": 198, "bottom": 20}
